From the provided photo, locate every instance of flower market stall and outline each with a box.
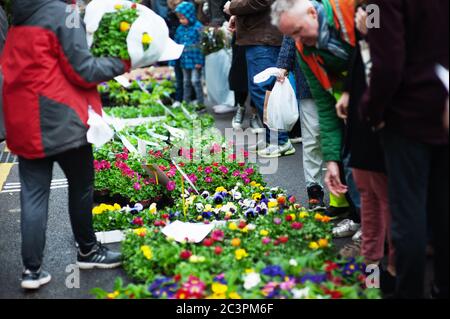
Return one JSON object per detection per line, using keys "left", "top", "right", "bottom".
{"left": 87, "top": 73, "right": 380, "bottom": 300}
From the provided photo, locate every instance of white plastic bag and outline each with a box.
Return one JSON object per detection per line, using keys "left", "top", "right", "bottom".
{"left": 205, "top": 48, "right": 234, "bottom": 106}
{"left": 264, "top": 81, "right": 299, "bottom": 132}
{"left": 84, "top": 0, "right": 184, "bottom": 69}
{"left": 87, "top": 107, "right": 114, "bottom": 148}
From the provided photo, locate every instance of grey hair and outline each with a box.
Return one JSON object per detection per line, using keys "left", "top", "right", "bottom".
{"left": 271, "top": 0, "right": 313, "bottom": 27}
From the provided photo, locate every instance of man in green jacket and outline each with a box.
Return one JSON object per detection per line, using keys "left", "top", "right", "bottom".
{"left": 272, "top": 0, "right": 356, "bottom": 211}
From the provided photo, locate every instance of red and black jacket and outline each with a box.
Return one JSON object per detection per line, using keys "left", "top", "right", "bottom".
{"left": 0, "top": 0, "right": 130, "bottom": 159}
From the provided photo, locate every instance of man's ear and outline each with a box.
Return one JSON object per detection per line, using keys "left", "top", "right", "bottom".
{"left": 307, "top": 7, "right": 318, "bottom": 20}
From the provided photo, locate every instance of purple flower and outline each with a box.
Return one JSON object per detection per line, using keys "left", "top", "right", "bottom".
{"left": 133, "top": 182, "right": 141, "bottom": 191}
{"left": 166, "top": 181, "right": 176, "bottom": 192}
{"left": 232, "top": 170, "right": 240, "bottom": 177}
{"left": 273, "top": 218, "right": 282, "bottom": 225}
{"left": 213, "top": 193, "right": 224, "bottom": 204}
{"left": 219, "top": 166, "right": 229, "bottom": 174}
{"left": 261, "top": 266, "right": 285, "bottom": 278}
{"left": 204, "top": 167, "right": 213, "bottom": 175}
{"left": 213, "top": 274, "right": 227, "bottom": 285}
{"left": 245, "top": 208, "right": 256, "bottom": 218}
{"left": 205, "top": 177, "right": 213, "bottom": 183}
{"left": 299, "top": 273, "right": 327, "bottom": 284}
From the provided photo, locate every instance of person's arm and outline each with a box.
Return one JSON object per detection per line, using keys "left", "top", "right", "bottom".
{"left": 229, "top": 0, "right": 274, "bottom": 16}
{"left": 276, "top": 36, "right": 295, "bottom": 72}
{"left": 55, "top": 9, "right": 130, "bottom": 90}
{"left": 360, "top": 0, "right": 405, "bottom": 129}
{"left": 299, "top": 54, "right": 343, "bottom": 163}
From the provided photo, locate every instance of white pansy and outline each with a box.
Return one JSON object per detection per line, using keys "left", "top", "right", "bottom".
{"left": 247, "top": 224, "right": 257, "bottom": 231}
{"left": 195, "top": 203, "right": 204, "bottom": 213}
{"left": 292, "top": 287, "right": 310, "bottom": 299}
{"left": 289, "top": 259, "right": 298, "bottom": 267}
{"left": 243, "top": 273, "right": 261, "bottom": 290}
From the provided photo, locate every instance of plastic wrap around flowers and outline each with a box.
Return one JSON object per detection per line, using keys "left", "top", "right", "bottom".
{"left": 85, "top": 0, "right": 183, "bottom": 69}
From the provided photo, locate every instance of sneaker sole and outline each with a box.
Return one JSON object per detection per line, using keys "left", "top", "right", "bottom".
{"left": 76, "top": 261, "right": 122, "bottom": 270}
{"left": 251, "top": 128, "right": 266, "bottom": 134}
{"left": 258, "top": 148, "right": 296, "bottom": 158}
{"left": 232, "top": 123, "right": 243, "bottom": 130}
{"left": 333, "top": 230, "right": 358, "bottom": 238}
{"left": 21, "top": 275, "right": 52, "bottom": 290}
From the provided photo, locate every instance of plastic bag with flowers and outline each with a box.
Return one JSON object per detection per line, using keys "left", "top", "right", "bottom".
{"left": 200, "top": 26, "right": 230, "bottom": 56}
{"left": 84, "top": 0, "right": 184, "bottom": 69}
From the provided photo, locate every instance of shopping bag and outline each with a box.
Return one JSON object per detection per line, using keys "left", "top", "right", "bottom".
{"left": 264, "top": 81, "right": 299, "bottom": 132}
{"left": 87, "top": 107, "right": 114, "bottom": 148}
{"left": 205, "top": 48, "right": 235, "bottom": 106}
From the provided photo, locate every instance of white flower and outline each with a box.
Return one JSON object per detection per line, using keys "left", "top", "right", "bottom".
{"left": 289, "top": 259, "right": 298, "bottom": 267}
{"left": 196, "top": 203, "right": 204, "bottom": 213}
{"left": 243, "top": 273, "right": 261, "bottom": 290}
{"left": 232, "top": 191, "right": 242, "bottom": 200}
{"left": 133, "top": 203, "right": 144, "bottom": 212}
{"left": 247, "top": 224, "right": 256, "bottom": 231}
{"left": 292, "top": 287, "right": 310, "bottom": 299}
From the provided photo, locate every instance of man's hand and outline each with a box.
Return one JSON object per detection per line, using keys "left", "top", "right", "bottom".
{"left": 325, "top": 161, "right": 348, "bottom": 197}
{"left": 276, "top": 69, "right": 288, "bottom": 83}
{"left": 355, "top": 7, "right": 368, "bottom": 36}
{"left": 223, "top": 1, "right": 231, "bottom": 15}
{"left": 228, "top": 15, "right": 236, "bottom": 33}
{"left": 336, "top": 92, "right": 350, "bottom": 120}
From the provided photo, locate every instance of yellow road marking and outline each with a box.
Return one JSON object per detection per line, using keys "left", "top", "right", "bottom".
{"left": 0, "top": 163, "right": 14, "bottom": 191}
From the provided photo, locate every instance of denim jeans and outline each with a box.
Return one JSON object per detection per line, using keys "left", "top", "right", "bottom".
{"left": 182, "top": 68, "right": 204, "bottom": 105}
{"left": 245, "top": 45, "right": 289, "bottom": 146}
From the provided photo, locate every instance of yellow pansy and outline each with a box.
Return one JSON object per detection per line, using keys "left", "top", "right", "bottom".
{"left": 289, "top": 213, "right": 296, "bottom": 221}
{"left": 240, "top": 226, "right": 249, "bottom": 233}
{"left": 235, "top": 249, "right": 248, "bottom": 260}
{"left": 309, "top": 242, "right": 320, "bottom": 250}
{"left": 268, "top": 200, "right": 278, "bottom": 209}
{"left": 212, "top": 283, "right": 228, "bottom": 295}
{"left": 142, "top": 33, "right": 153, "bottom": 45}
{"left": 113, "top": 203, "right": 121, "bottom": 210}
{"left": 216, "top": 187, "right": 227, "bottom": 193}
{"left": 149, "top": 203, "right": 157, "bottom": 214}
{"left": 260, "top": 230, "right": 269, "bottom": 236}
{"left": 133, "top": 228, "right": 147, "bottom": 236}
{"left": 197, "top": 215, "right": 203, "bottom": 221}
{"left": 92, "top": 206, "right": 103, "bottom": 215}
{"left": 228, "top": 222, "right": 238, "bottom": 231}
{"left": 204, "top": 204, "right": 213, "bottom": 212}
{"left": 140, "top": 245, "right": 153, "bottom": 260}
{"left": 299, "top": 211, "right": 310, "bottom": 219}
{"left": 245, "top": 268, "right": 255, "bottom": 274}
{"left": 252, "top": 193, "right": 262, "bottom": 201}
{"left": 229, "top": 292, "right": 242, "bottom": 299}
{"left": 107, "top": 290, "right": 120, "bottom": 299}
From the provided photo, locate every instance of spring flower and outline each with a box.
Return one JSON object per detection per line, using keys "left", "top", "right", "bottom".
{"left": 252, "top": 193, "right": 262, "bottom": 201}
{"left": 132, "top": 216, "right": 144, "bottom": 226}
{"left": 260, "top": 230, "right": 269, "bottom": 236}
{"left": 228, "top": 222, "right": 238, "bottom": 231}
{"left": 318, "top": 239, "right": 329, "bottom": 248}
{"left": 231, "top": 238, "right": 241, "bottom": 247}
{"left": 189, "top": 255, "right": 206, "bottom": 263}
{"left": 211, "top": 230, "right": 225, "bottom": 242}
{"left": 142, "top": 32, "right": 153, "bottom": 45}
{"left": 133, "top": 228, "right": 147, "bottom": 237}
{"left": 273, "top": 218, "right": 282, "bottom": 225}
{"left": 232, "top": 170, "right": 240, "bottom": 177}
{"left": 229, "top": 292, "right": 242, "bottom": 299}
{"left": 280, "top": 277, "right": 296, "bottom": 291}
{"left": 140, "top": 245, "right": 153, "bottom": 260}
{"left": 120, "top": 21, "right": 131, "bottom": 32}
{"left": 299, "top": 211, "right": 309, "bottom": 219}
{"left": 262, "top": 282, "right": 279, "bottom": 298}
{"left": 133, "top": 182, "right": 141, "bottom": 191}
{"left": 292, "top": 287, "right": 311, "bottom": 299}
{"left": 321, "top": 216, "right": 332, "bottom": 223}
{"left": 107, "top": 290, "right": 120, "bottom": 299}
{"left": 166, "top": 181, "right": 176, "bottom": 192}
{"left": 261, "top": 265, "right": 285, "bottom": 277}
{"left": 235, "top": 249, "right": 248, "bottom": 260}
{"left": 292, "top": 222, "right": 303, "bottom": 230}
{"left": 219, "top": 166, "right": 229, "bottom": 174}
{"left": 114, "top": 4, "right": 123, "bottom": 10}
{"left": 289, "top": 259, "right": 298, "bottom": 267}
{"left": 180, "top": 250, "right": 192, "bottom": 260}
{"left": 203, "top": 238, "right": 214, "bottom": 247}
{"left": 243, "top": 272, "right": 261, "bottom": 290}
{"left": 314, "top": 213, "right": 324, "bottom": 221}
{"left": 279, "top": 236, "right": 289, "bottom": 244}
{"left": 300, "top": 273, "right": 328, "bottom": 284}
{"left": 309, "top": 242, "right": 320, "bottom": 250}
{"left": 262, "top": 237, "right": 271, "bottom": 245}
{"left": 215, "top": 187, "right": 227, "bottom": 193}
{"left": 149, "top": 203, "right": 157, "bottom": 214}
{"left": 268, "top": 200, "right": 278, "bottom": 209}
{"left": 214, "top": 246, "right": 223, "bottom": 255}
{"left": 205, "top": 177, "right": 213, "bottom": 183}
{"left": 212, "top": 283, "right": 228, "bottom": 295}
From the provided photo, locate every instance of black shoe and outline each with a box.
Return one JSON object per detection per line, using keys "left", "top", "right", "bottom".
{"left": 76, "top": 243, "right": 122, "bottom": 270}
{"left": 380, "top": 268, "right": 397, "bottom": 299}
{"left": 21, "top": 269, "right": 52, "bottom": 290}
{"left": 324, "top": 206, "right": 350, "bottom": 219}
{"left": 307, "top": 184, "right": 326, "bottom": 211}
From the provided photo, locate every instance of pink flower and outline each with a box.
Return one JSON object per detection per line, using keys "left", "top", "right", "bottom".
{"left": 205, "top": 177, "right": 213, "bottom": 183}
{"left": 210, "top": 143, "right": 222, "bottom": 154}
{"left": 204, "top": 167, "right": 213, "bottom": 175}
{"left": 133, "top": 182, "right": 141, "bottom": 191}
{"left": 280, "top": 278, "right": 296, "bottom": 291}
{"left": 292, "top": 222, "right": 303, "bottom": 230}
{"left": 167, "top": 181, "right": 176, "bottom": 192}
{"left": 273, "top": 218, "right": 282, "bottom": 225}
{"left": 232, "top": 170, "right": 240, "bottom": 177}
{"left": 228, "top": 153, "right": 237, "bottom": 161}
{"left": 245, "top": 167, "right": 255, "bottom": 175}
{"left": 219, "top": 166, "right": 229, "bottom": 174}
{"left": 262, "top": 237, "right": 271, "bottom": 245}
{"left": 243, "top": 178, "right": 251, "bottom": 184}
{"left": 211, "top": 230, "right": 225, "bottom": 242}
{"left": 132, "top": 217, "right": 143, "bottom": 226}
{"left": 188, "top": 174, "right": 198, "bottom": 184}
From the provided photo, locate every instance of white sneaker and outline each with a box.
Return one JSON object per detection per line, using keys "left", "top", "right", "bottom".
{"left": 352, "top": 229, "right": 363, "bottom": 242}
{"left": 249, "top": 114, "right": 265, "bottom": 134}
{"left": 172, "top": 101, "right": 181, "bottom": 108}
{"left": 248, "top": 139, "right": 268, "bottom": 153}
{"left": 213, "top": 104, "right": 237, "bottom": 114}
{"left": 332, "top": 219, "right": 361, "bottom": 238}
{"left": 258, "top": 141, "right": 296, "bottom": 158}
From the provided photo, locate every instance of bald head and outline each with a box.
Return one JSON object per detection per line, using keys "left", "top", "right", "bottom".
{"left": 271, "top": 0, "right": 320, "bottom": 46}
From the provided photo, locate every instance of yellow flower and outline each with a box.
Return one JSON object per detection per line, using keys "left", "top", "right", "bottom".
{"left": 245, "top": 268, "right": 255, "bottom": 274}
{"left": 113, "top": 203, "right": 121, "bottom": 211}
{"left": 235, "top": 249, "right": 248, "bottom": 260}
{"left": 216, "top": 187, "right": 227, "bottom": 193}
{"left": 318, "top": 239, "right": 329, "bottom": 248}
{"left": 207, "top": 293, "right": 226, "bottom": 299}
{"left": 229, "top": 222, "right": 238, "bottom": 231}
{"left": 229, "top": 292, "right": 242, "bottom": 299}
{"left": 140, "top": 245, "right": 153, "bottom": 260}
{"left": 225, "top": 212, "right": 233, "bottom": 219}
{"left": 120, "top": 21, "right": 131, "bottom": 32}
{"left": 240, "top": 226, "right": 249, "bottom": 233}
{"left": 149, "top": 203, "right": 157, "bottom": 214}
{"left": 114, "top": 4, "right": 123, "bottom": 10}
{"left": 250, "top": 181, "right": 257, "bottom": 187}
{"left": 216, "top": 204, "right": 223, "bottom": 209}
{"left": 299, "top": 212, "right": 309, "bottom": 219}
{"left": 107, "top": 290, "right": 120, "bottom": 299}
{"left": 260, "top": 230, "right": 269, "bottom": 236}
{"left": 142, "top": 33, "right": 153, "bottom": 45}
{"left": 212, "top": 283, "right": 228, "bottom": 295}
{"left": 92, "top": 206, "right": 103, "bottom": 215}
{"left": 204, "top": 204, "right": 213, "bottom": 212}
{"left": 314, "top": 213, "right": 324, "bottom": 221}
{"left": 268, "top": 200, "right": 278, "bottom": 209}
{"left": 309, "top": 242, "right": 320, "bottom": 250}
{"left": 260, "top": 186, "right": 265, "bottom": 191}
{"left": 231, "top": 238, "right": 241, "bottom": 247}
{"left": 133, "top": 228, "right": 147, "bottom": 237}
{"left": 252, "top": 193, "right": 262, "bottom": 201}
{"left": 289, "top": 213, "right": 296, "bottom": 221}
{"left": 197, "top": 215, "right": 203, "bottom": 221}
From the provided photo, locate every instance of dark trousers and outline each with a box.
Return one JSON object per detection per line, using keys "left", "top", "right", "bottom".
{"left": 19, "top": 144, "right": 97, "bottom": 271}
{"left": 381, "top": 128, "right": 449, "bottom": 298}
